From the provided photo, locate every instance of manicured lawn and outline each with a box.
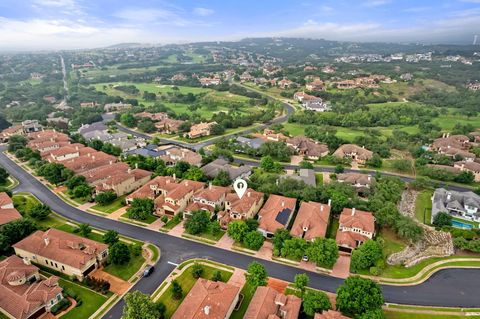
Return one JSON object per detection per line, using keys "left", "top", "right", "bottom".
{"left": 103, "top": 253, "right": 145, "bottom": 281}
{"left": 55, "top": 224, "right": 105, "bottom": 242}
{"left": 157, "top": 264, "right": 233, "bottom": 318}
{"left": 415, "top": 189, "right": 433, "bottom": 224}
{"left": 385, "top": 311, "right": 480, "bottom": 319}
{"left": 59, "top": 279, "right": 108, "bottom": 319}
{"left": 185, "top": 229, "right": 226, "bottom": 242}
{"left": 230, "top": 282, "right": 256, "bottom": 319}
{"left": 162, "top": 217, "right": 182, "bottom": 230}
{"left": 148, "top": 244, "right": 160, "bottom": 262}
{"left": 91, "top": 196, "right": 126, "bottom": 214}
{"left": 315, "top": 173, "right": 324, "bottom": 185}
{"left": 12, "top": 192, "right": 41, "bottom": 215}
{"left": 121, "top": 211, "right": 157, "bottom": 224}
{"left": 433, "top": 114, "right": 480, "bottom": 131}
{"left": 378, "top": 228, "right": 407, "bottom": 257}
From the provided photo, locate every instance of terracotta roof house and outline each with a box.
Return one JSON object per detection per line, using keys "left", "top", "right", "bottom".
{"left": 437, "top": 147, "right": 475, "bottom": 161}
{"left": 95, "top": 168, "right": 151, "bottom": 197}
{"left": 46, "top": 145, "right": 82, "bottom": 162}
{"left": 80, "top": 162, "right": 130, "bottom": 185}
{"left": 171, "top": 279, "right": 239, "bottom": 319}
{"left": 291, "top": 201, "right": 331, "bottom": 241}
{"left": 431, "top": 134, "right": 470, "bottom": 151}
{"left": 432, "top": 188, "right": 480, "bottom": 223}
{"left": 126, "top": 175, "right": 177, "bottom": 204}
{"left": 337, "top": 173, "right": 375, "bottom": 189}
{"left": 333, "top": 144, "right": 373, "bottom": 164}
{"left": 454, "top": 161, "right": 480, "bottom": 182}
{"left": 0, "top": 255, "right": 64, "bottom": 319}
{"left": 0, "top": 125, "right": 24, "bottom": 142}
{"left": 13, "top": 229, "right": 108, "bottom": 281}
{"left": 31, "top": 140, "right": 70, "bottom": 155}
{"left": 154, "top": 180, "right": 205, "bottom": 217}
{"left": 0, "top": 192, "right": 14, "bottom": 209}
{"left": 314, "top": 310, "right": 351, "bottom": 319}
{"left": 202, "top": 159, "right": 252, "bottom": 181}
{"left": 255, "top": 129, "right": 289, "bottom": 142}
{"left": 218, "top": 188, "right": 264, "bottom": 229}
{"left": 184, "top": 184, "right": 230, "bottom": 218}
{"left": 0, "top": 208, "right": 22, "bottom": 226}
{"left": 278, "top": 78, "right": 295, "bottom": 89}
{"left": 134, "top": 112, "right": 168, "bottom": 122}
{"left": 187, "top": 122, "right": 217, "bottom": 139}
{"left": 306, "top": 79, "right": 325, "bottom": 92}
{"left": 62, "top": 152, "right": 117, "bottom": 173}
{"left": 27, "top": 131, "right": 69, "bottom": 145}
{"left": 155, "top": 118, "right": 185, "bottom": 134}
{"left": 160, "top": 147, "right": 202, "bottom": 167}
{"left": 244, "top": 286, "right": 301, "bottom": 319}
{"left": 336, "top": 208, "right": 375, "bottom": 252}
{"left": 258, "top": 194, "right": 297, "bottom": 238}
{"left": 287, "top": 136, "right": 329, "bottom": 160}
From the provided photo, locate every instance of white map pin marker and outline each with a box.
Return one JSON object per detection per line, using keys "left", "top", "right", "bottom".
{"left": 233, "top": 178, "right": 248, "bottom": 199}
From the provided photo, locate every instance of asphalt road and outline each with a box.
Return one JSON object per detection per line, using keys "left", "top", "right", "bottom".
{"left": 1, "top": 148, "right": 480, "bottom": 319}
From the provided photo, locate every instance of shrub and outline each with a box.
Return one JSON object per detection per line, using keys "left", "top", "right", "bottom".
{"left": 51, "top": 298, "right": 72, "bottom": 315}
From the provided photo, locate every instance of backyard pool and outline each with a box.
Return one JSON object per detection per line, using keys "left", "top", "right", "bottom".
{"left": 452, "top": 220, "right": 474, "bottom": 229}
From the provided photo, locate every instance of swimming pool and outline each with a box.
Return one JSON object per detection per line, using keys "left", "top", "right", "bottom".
{"left": 451, "top": 220, "right": 474, "bottom": 229}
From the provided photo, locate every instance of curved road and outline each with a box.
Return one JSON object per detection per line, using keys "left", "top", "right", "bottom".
{"left": 1, "top": 149, "right": 480, "bottom": 319}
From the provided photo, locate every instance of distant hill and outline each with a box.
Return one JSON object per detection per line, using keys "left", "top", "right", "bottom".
{"left": 105, "top": 43, "right": 152, "bottom": 49}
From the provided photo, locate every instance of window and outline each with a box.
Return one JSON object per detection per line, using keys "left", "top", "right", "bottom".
{"left": 55, "top": 263, "right": 58, "bottom": 268}
{"left": 62, "top": 265, "right": 65, "bottom": 271}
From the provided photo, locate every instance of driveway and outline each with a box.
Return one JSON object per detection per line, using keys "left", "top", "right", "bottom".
{"left": 332, "top": 254, "right": 351, "bottom": 279}
{"left": 91, "top": 269, "right": 131, "bottom": 295}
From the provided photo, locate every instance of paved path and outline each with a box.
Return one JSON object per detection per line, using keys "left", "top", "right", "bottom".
{"left": 91, "top": 269, "right": 131, "bottom": 295}
{"left": 256, "top": 241, "right": 273, "bottom": 259}
{"left": 107, "top": 207, "right": 127, "bottom": 220}
{"left": 168, "top": 220, "right": 185, "bottom": 237}
{"left": 216, "top": 233, "right": 235, "bottom": 249}
{"left": 147, "top": 218, "right": 164, "bottom": 230}
{"left": 331, "top": 255, "right": 351, "bottom": 279}
{"left": 227, "top": 268, "right": 246, "bottom": 288}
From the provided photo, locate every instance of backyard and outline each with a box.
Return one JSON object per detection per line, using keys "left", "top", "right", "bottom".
{"left": 58, "top": 278, "right": 108, "bottom": 319}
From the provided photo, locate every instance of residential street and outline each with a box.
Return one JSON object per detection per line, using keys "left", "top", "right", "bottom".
{"left": 1, "top": 147, "right": 480, "bottom": 319}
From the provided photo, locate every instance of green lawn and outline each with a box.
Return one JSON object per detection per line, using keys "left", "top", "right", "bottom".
{"left": 121, "top": 211, "right": 157, "bottom": 224}
{"left": 103, "top": 253, "right": 145, "bottom": 281}
{"left": 326, "top": 218, "right": 339, "bottom": 239}
{"left": 148, "top": 244, "right": 160, "bottom": 262}
{"left": 91, "top": 196, "right": 126, "bottom": 214}
{"left": 229, "top": 282, "right": 256, "bottom": 319}
{"left": 433, "top": 114, "right": 480, "bottom": 131}
{"left": 12, "top": 192, "right": 41, "bottom": 215}
{"left": 378, "top": 229, "right": 407, "bottom": 257}
{"left": 315, "top": 173, "right": 324, "bottom": 185}
{"left": 157, "top": 264, "right": 233, "bottom": 318}
{"left": 58, "top": 279, "right": 108, "bottom": 319}
{"left": 162, "top": 217, "right": 182, "bottom": 230}
{"left": 385, "top": 311, "right": 480, "bottom": 319}
{"left": 415, "top": 189, "right": 434, "bottom": 224}
{"left": 185, "top": 229, "right": 226, "bottom": 242}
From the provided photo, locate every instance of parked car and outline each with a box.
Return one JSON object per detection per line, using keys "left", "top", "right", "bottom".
{"left": 143, "top": 265, "right": 154, "bottom": 277}
{"left": 302, "top": 255, "right": 309, "bottom": 262}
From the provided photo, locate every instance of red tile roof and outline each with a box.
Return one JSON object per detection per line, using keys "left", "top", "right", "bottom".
{"left": 0, "top": 192, "right": 13, "bottom": 208}
{"left": 244, "top": 286, "right": 301, "bottom": 319}
{"left": 13, "top": 229, "right": 108, "bottom": 270}
{"left": 290, "top": 201, "right": 330, "bottom": 240}
{"left": 258, "top": 194, "right": 297, "bottom": 234}
{"left": 0, "top": 208, "right": 22, "bottom": 226}
{"left": 171, "top": 279, "right": 239, "bottom": 319}
{"left": 0, "top": 256, "right": 63, "bottom": 319}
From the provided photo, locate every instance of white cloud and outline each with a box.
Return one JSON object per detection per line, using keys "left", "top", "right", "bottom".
{"left": 363, "top": 0, "right": 391, "bottom": 7}
{"left": 193, "top": 7, "right": 214, "bottom": 16}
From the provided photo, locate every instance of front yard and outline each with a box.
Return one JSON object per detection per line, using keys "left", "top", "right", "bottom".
{"left": 103, "top": 253, "right": 145, "bottom": 281}
{"left": 58, "top": 278, "right": 108, "bottom": 319}
{"left": 91, "top": 196, "right": 126, "bottom": 214}
{"left": 121, "top": 211, "right": 158, "bottom": 224}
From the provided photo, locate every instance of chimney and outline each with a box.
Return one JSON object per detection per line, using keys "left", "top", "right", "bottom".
{"left": 327, "top": 199, "right": 332, "bottom": 207}
{"left": 173, "top": 173, "right": 176, "bottom": 180}
{"left": 109, "top": 160, "right": 113, "bottom": 165}
{"left": 368, "top": 175, "right": 371, "bottom": 181}
{"left": 320, "top": 205, "right": 324, "bottom": 211}
{"left": 281, "top": 201, "right": 285, "bottom": 208}
{"left": 247, "top": 191, "right": 251, "bottom": 198}
{"left": 351, "top": 208, "right": 356, "bottom": 216}
{"left": 446, "top": 192, "right": 452, "bottom": 201}
{"left": 204, "top": 306, "right": 210, "bottom": 315}
{"left": 135, "top": 163, "right": 138, "bottom": 169}
{"left": 128, "top": 168, "right": 131, "bottom": 174}
{"left": 75, "top": 145, "right": 79, "bottom": 151}
{"left": 44, "top": 237, "right": 50, "bottom": 246}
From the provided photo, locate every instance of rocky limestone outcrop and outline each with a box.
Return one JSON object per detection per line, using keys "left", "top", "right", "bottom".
{"left": 387, "top": 189, "right": 454, "bottom": 267}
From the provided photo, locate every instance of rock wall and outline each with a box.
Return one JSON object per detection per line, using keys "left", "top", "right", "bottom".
{"left": 387, "top": 189, "right": 454, "bottom": 267}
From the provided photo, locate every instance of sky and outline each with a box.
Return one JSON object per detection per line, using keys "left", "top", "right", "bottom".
{"left": 0, "top": 0, "right": 480, "bottom": 50}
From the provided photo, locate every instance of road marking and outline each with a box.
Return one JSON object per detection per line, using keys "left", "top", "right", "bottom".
{"left": 168, "top": 261, "right": 179, "bottom": 267}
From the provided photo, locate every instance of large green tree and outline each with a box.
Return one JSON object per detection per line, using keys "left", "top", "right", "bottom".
{"left": 227, "top": 220, "right": 250, "bottom": 242}
{"left": 302, "top": 290, "right": 331, "bottom": 316}
{"left": 184, "top": 210, "right": 210, "bottom": 235}
{"left": 109, "top": 242, "right": 131, "bottom": 265}
{"left": 306, "top": 237, "right": 339, "bottom": 268}
{"left": 127, "top": 198, "right": 154, "bottom": 221}
{"left": 336, "top": 276, "right": 384, "bottom": 317}
{"left": 123, "top": 291, "right": 164, "bottom": 319}
{"left": 245, "top": 261, "right": 268, "bottom": 288}
{"left": 350, "top": 240, "right": 383, "bottom": 272}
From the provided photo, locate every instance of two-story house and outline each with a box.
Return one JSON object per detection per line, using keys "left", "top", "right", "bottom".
{"left": 290, "top": 201, "right": 331, "bottom": 241}
{"left": 432, "top": 188, "right": 480, "bottom": 223}
{"left": 217, "top": 188, "right": 264, "bottom": 229}
{"left": 13, "top": 229, "right": 108, "bottom": 281}
{"left": 257, "top": 195, "right": 297, "bottom": 238}
{"left": 183, "top": 184, "right": 230, "bottom": 218}
{"left": 336, "top": 208, "right": 375, "bottom": 253}
{"left": 154, "top": 180, "right": 205, "bottom": 217}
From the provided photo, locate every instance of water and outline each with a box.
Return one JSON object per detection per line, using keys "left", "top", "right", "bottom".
{"left": 451, "top": 220, "right": 474, "bottom": 229}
